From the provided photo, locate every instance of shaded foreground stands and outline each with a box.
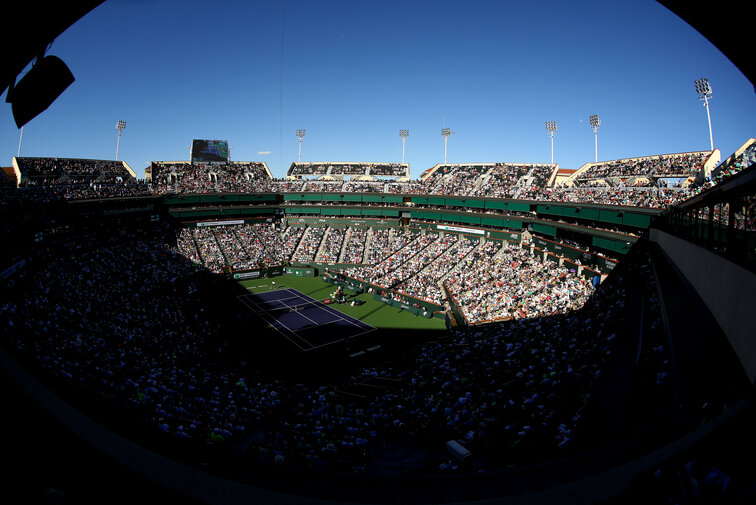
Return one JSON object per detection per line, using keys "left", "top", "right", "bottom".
{"left": 2, "top": 226, "right": 752, "bottom": 504}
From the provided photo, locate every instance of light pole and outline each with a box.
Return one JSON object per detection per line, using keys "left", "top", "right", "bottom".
{"left": 399, "top": 129, "right": 409, "bottom": 164}
{"left": 545, "top": 121, "right": 557, "bottom": 164}
{"left": 186, "top": 145, "right": 191, "bottom": 162}
{"left": 296, "top": 129, "right": 306, "bottom": 163}
{"left": 589, "top": 114, "right": 600, "bottom": 163}
{"left": 442, "top": 127, "right": 455, "bottom": 164}
{"left": 115, "top": 120, "right": 126, "bottom": 161}
{"left": 17, "top": 126, "right": 24, "bottom": 157}
{"left": 694, "top": 78, "right": 714, "bottom": 151}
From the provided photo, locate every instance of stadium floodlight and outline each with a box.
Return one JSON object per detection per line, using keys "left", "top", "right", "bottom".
{"left": 694, "top": 78, "right": 714, "bottom": 151}
{"left": 589, "top": 114, "right": 600, "bottom": 163}
{"left": 399, "top": 129, "right": 409, "bottom": 164}
{"left": 115, "top": 120, "right": 127, "bottom": 161}
{"left": 441, "top": 127, "right": 455, "bottom": 164}
{"left": 545, "top": 121, "right": 557, "bottom": 164}
{"left": 296, "top": 129, "right": 306, "bottom": 162}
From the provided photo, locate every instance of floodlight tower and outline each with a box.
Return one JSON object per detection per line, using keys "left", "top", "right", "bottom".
{"left": 441, "top": 127, "right": 455, "bottom": 164}
{"left": 399, "top": 129, "right": 409, "bottom": 164}
{"left": 115, "top": 120, "right": 127, "bottom": 161}
{"left": 694, "top": 78, "right": 714, "bottom": 151}
{"left": 17, "top": 126, "right": 24, "bottom": 157}
{"left": 589, "top": 114, "right": 600, "bottom": 163}
{"left": 296, "top": 129, "right": 306, "bottom": 162}
{"left": 545, "top": 121, "right": 557, "bottom": 164}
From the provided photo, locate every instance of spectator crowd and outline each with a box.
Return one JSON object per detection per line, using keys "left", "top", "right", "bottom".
{"left": 2, "top": 151, "right": 735, "bottom": 211}
{"left": 0, "top": 219, "right": 646, "bottom": 474}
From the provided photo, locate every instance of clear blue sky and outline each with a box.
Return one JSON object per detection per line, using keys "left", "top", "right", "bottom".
{"left": 2, "top": 0, "right": 755, "bottom": 179}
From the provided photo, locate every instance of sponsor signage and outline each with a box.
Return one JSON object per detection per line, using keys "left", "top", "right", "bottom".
{"left": 233, "top": 271, "right": 261, "bottom": 280}
{"left": 436, "top": 224, "right": 485, "bottom": 235}
{"left": 197, "top": 220, "right": 245, "bottom": 227}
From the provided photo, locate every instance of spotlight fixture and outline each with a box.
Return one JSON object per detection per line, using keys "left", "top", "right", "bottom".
{"left": 7, "top": 55, "right": 75, "bottom": 128}
{"left": 589, "top": 115, "right": 600, "bottom": 162}
{"left": 296, "top": 129, "right": 306, "bottom": 163}
{"left": 545, "top": 121, "right": 557, "bottom": 164}
{"left": 694, "top": 78, "right": 714, "bottom": 151}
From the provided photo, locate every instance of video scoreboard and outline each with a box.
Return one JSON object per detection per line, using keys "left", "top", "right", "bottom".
{"left": 191, "top": 139, "right": 229, "bottom": 164}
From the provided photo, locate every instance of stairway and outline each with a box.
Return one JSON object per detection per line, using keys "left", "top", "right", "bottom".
{"left": 363, "top": 228, "right": 373, "bottom": 264}
{"left": 337, "top": 227, "right": 352, "bottom": 263}
{"left": 314, "top": 227, "right": 331, "bottom": 262}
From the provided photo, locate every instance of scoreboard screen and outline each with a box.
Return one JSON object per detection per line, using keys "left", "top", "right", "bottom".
{"left": 191, "top": 139, "right": 229, "bottom": 164}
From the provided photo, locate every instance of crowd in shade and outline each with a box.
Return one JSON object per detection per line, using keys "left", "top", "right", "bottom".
{"left": 0, "top": 182, "right": 675, "bottom": 478}
{"left": 444, "top": 243, "right": 594, "bottom": 324}
{"left": 17, "top": 157, "right": 133, "bottom": 180}
{"left": 0, "top": 227, "right": 293, "bottom": 448}
{"left": 0, "top": 143, "right": 748, "bottom": 485}
{"left": 11, "top": 181, "right": 153, "bottom": 203}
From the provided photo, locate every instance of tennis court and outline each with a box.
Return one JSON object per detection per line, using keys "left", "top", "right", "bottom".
{"left": 238, "top": 288, "right": 376, "bottom": 351}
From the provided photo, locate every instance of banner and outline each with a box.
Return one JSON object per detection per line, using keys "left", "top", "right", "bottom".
{"left": 197, "top": 219, "right": 245, "bottom": 227}
{"left": 436, "top": 224, "right": 485, "bottom": 235}
{"left": 285, "top": 266, "right": 316, "bottom": 277}
{"left": 231, "top": 266, "right": 284, "bottom": 279}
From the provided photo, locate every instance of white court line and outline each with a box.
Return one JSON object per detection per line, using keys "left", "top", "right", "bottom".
{"left": 237, "top": 295, "right": 310, "bottom": 351}
{"left": 239, "top": 288, "right": 376, "bottom": 350}
{"left": 315, "top": 301, "right": 376, "bottom": 332}
{"left": 282, "top": 291, "right": 373, "bottom": 331}
{"left": 305, "top": 324, "right": 377, "bottom": 351}
{"left": 289, "top": 286, "right": 377, "bottom": 332}
{"left": 239, "top": 292, "right": 309, "bottom": 308}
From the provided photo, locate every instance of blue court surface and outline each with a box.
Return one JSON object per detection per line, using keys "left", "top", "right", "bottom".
{"left": 238, "top": 288, "right": 376, "bottom": 351}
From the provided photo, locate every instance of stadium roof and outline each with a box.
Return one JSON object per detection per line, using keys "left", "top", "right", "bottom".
{"left": 0, "top": 1, "right": 104, "bottom": 97}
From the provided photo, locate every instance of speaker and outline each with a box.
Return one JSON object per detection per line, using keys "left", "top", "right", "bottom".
{"left": 7, "top": 55, "right": 75, "bottom": 128}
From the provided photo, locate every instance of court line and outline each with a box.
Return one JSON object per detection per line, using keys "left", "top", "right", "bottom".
{"left": 313, "top": 301, "right": 376, "bottom": 332}
{"left": 304, "top": 324, "right": 377, "bottom": 351}
{"left": 273, "top": 289, "right": 376, "bottom": 342}
{"left": 292, "top": 287, "right": 376, "bottom": 332}
{"left": 237, "top": 295, "right": 310, "bottom": 351}
{"left": 240, "top": 288, "right": 376, "bottom": 350}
